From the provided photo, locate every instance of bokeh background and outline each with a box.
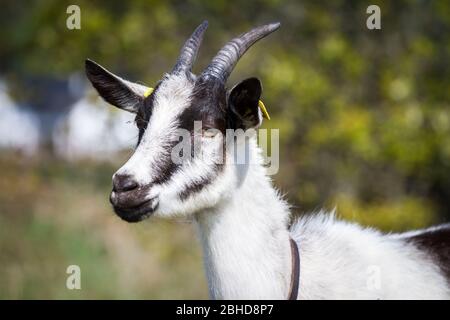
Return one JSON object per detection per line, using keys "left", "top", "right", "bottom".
{"left": 0, "top": 0, "right": 449, "bottom": 299}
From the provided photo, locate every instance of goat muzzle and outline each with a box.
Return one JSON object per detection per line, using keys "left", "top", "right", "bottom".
{"left": 110, "top": 184, "right": 158, "bottom": 222}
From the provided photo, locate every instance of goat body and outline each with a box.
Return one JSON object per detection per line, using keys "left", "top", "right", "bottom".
{"left": 196, "top": 138, "right": 450, "bottom": 299}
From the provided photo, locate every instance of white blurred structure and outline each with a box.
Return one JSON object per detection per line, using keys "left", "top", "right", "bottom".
{"left": 53, "top": 94, "right": 138, "bottom": 161}
{"left": 0, "top": 80, "right": 40, "bottom": 155}
{"left": 0, "top": 77, "right": 137, "bottom": 160}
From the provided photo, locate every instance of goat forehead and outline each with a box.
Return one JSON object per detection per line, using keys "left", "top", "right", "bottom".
{"left": 179, "top": 81, "right": 227, "bottom": 131}
{"left": 140, "top": 74, "right": 194, "bottom": 139}
{"left": 141, "top": 74, "right": 227, "bottom": 136}
{"left": 153, "top": 74, "right": 195, "bottom": 120}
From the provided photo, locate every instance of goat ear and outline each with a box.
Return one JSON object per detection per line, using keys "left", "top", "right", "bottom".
{"left": 85, "top": 59, "right": 150, "bottom": 113}
{"left": 228, "top": 78, "right": 263, "bottom": 129}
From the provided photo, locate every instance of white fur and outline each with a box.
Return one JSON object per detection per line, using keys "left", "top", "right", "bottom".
{"left": 193, "top": 137, "right": 450, "bottom": 299}
{"left": 115, "top": 73, "right": 194, "bottom": 186}
{"left": 292, "top": 214, "right": 450, "bottom": 299}
{"left": 195, "top": 138, "right": 292, "bottom": 299}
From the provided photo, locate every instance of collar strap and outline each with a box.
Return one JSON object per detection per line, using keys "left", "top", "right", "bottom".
{"left": 287, "top": 237, "right": 300, "bottom": 300}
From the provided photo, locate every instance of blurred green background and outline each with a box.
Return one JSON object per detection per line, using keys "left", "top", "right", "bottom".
{"left": 0, "top": 0, "right": 449, "bottom": 299}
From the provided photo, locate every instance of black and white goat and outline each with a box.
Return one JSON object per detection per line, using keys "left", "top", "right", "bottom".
{"left": 85, "top": 21, "right": 450, "bottom": 299}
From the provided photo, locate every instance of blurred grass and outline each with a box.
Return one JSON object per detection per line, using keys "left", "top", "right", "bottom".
{"left": 0, "top": 150, "right": 441, "bottom": 299}
{"left": 0, "top": 152, "right": 207, "bottom": 299}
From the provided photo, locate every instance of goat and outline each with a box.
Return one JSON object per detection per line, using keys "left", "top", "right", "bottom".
{"left": 85, "top": 21, "right": 450, "bottom": 299}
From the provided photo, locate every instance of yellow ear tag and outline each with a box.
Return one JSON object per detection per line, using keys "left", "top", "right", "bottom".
{"left": 258, "top": 100, "right": 270, "bottom": 120}
{"left": 143, "top": 87, "right": 154, "bottom": 98}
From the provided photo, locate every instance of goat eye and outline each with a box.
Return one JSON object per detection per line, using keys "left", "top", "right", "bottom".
{"left": 202, "top": 128, "right": 219, "bottom": 138}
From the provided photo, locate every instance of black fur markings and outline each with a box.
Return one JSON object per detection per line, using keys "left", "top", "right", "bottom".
{"left": 178, "top": 176, "right": 212, "bottom": 201}
{"left": 134, "top": 75, "right": 227, "bottom": 199}
{"left": 151, "top": 139, "right": 182, "bottom": 185}
{"left": 406, "top": 224, "right": 450, "bottom": 283}
{"left": 175, "top": 78, "right": 227, "bottom": 201}
{"left": 134, "top": 81, "right": 181, "bottom": 184}
{"left": 228, "top": 78, "right": 262, "bottom": 130}
{"left": 85, "top": 59, "right": 143, "bottom": 112}
{"left": 178, "top": 164, "right": 223, "bottom": 201}
{"left": 136, "top": 82, "right": 162, "bottom": 145}
{"left": 179, "top": 77, "right": 227, "bottom": 133}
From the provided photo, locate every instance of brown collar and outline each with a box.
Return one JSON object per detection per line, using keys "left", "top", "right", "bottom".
{"left": 287, "top": 237, "right": 300, "bottom": 300}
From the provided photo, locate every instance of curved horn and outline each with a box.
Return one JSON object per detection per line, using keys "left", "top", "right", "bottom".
{"left": 202, "top": 22, "right": 280, "bottom": 82}
{"left": 172, "top": 20, "right": 208, "bottom": 74}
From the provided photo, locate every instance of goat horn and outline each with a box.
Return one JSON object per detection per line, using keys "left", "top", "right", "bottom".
{"left": 202, "top": 22, "right": 280, "bottom": 82}
{"left": 172, "top": 20, "right": 208, "bottom": 74}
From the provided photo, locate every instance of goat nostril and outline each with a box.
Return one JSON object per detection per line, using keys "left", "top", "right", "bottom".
{"left": 113, "top": 174, "right": 138, "bottom": 192}
{"left": 122, "top": 180, "right": 138, "bottom": 191}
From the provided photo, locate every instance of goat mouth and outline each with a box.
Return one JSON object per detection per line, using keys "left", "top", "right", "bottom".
{"left": 112, "top": 198, "right": 158, "bottom": 223}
